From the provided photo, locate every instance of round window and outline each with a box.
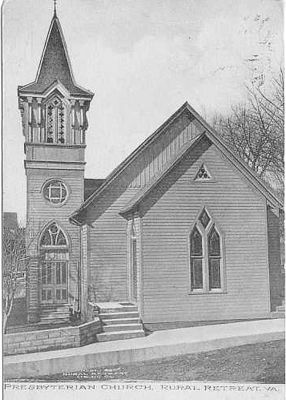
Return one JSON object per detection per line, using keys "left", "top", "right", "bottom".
{"left": 43, "top": 180, "right": 68, "bottom": 205}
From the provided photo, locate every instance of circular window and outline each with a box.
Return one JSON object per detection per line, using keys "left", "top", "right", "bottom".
{"left": 43, "top": 180, "right": 68, "bottom": 205}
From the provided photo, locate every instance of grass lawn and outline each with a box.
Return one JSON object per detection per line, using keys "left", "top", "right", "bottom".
{"left": 34, "top": 340, "right": 285, "bottom": 383}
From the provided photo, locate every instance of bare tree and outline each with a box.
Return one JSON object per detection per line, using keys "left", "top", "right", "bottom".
{"left": 213, "top": 69, "right": 284, "bottom": 194}
{"left": 2, "top": 219, "right": 44, "bottom": 333}
{"left": 2, "top": 225, "right": 28, "bottom": 333}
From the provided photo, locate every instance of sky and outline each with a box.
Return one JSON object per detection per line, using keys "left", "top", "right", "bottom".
{"left": 2, "top": 0, "right": 283, "bottom": 224}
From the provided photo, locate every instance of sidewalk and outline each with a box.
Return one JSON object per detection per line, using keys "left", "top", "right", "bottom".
{"left": 4, "top": 318, "right": 285, "bottom": 379}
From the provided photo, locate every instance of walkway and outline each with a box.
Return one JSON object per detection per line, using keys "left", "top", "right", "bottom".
{"left": 4, "top": 318, "right": 285, "bottom": 379}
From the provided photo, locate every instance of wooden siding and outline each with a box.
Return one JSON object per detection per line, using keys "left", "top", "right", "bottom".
{"left": 130, "top": 112, "right": 204, "bottom": 187}
{"left": 86, "top": 112, "right": 203, "bottom": 302}
{"left": 267, "top": 206, "right": 283, "bottom": 310}
{"left": 80, "top": 225, "right": 89, "bottom": 319}
{"left": 26, "top": 168, "right": 83, "bottom": 308}
{"left": 140, "top": 137, "right": 270, "bottom": 323}
{"left": 86, "top": 181, "right": 138, "bottom": 301}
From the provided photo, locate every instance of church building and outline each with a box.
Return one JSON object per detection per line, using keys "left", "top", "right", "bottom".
{"left": 18, "top": 9, "right": 283, "bottom": 334}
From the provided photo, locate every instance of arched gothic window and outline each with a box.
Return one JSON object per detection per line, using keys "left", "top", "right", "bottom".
{"left": 40, "top": 222, "right": 67, "bottom": 246}
{"left": 40, "top": 222, "right": 69, "bottom": 304}
{"left": 190, "top": 208, "right": 223, "bottom": 292}
{"left": 208, "top": 226, "right": 221, "bottom": 289}
{"left": 46, "top": 96, "right": 66, "bottom": 144}
{"left": 190, "top": 227, "right": 203, "bottom": 289}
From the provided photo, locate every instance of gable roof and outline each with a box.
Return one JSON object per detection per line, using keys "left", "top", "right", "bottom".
{"left": 120, "top": 133, "right": 205, "bottom": 215}
{"left": 18, "top": 14, "right": 93, "bottom": 98}
{"left": 84, "top": 179, "right": 105, "bottom": 201}
{"left": 70, "top": 102, "right": 283, "bottom": 225}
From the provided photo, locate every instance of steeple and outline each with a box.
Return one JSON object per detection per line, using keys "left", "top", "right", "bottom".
{"left": 18, "top": 8, "right": 94, "bottom": 146}
{"left": 17, "top": 2, "right": 94, "bottom": 325}
{"left": 18, "top": 12, "right": 93, "bottom": 98}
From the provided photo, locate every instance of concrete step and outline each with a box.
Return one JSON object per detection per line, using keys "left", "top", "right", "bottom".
{"left": 41, "top": 310, "right": 70, "bottom": 314}
{"left": 40, "top": 312, "right": 69, "bottom": 317}
{"left": 99, "top": 305, "right": 138, "bottom": 313}
{"left": 40, "top": 315, "right": 70, "bottom": 321}
{"left": 102, "top": 317, "right": 141, "bottom": 325}
{"left": 40, "top": 313, "right": 70, "bottom": 318}
{"left": 100, "top": 311, "right": 139, "bottom": 320}
{"left": 38, "top": 319, "right": 69, "bottom": 326}
{"left": 96, "top": 330, "right": 145, "bottom": 342}
{"left": 41, "top": 306, "right": 70, "bottom": 311}
{"left": 40, "top": 317, "right": 70, "bottom": 322}
{"left": 271, "top": 311, "right": 285, "bottom": 319}
{"left": 103, "top": 323, "right": 143, "bottom": 332}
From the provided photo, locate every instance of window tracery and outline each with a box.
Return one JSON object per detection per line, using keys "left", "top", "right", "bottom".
{"left": 40, "top": 222, "right": 67, "bottom": 247}
{"left": 43, "top": 179, "right": 68, "bottom": 205}
{"left": 190, "top": 209, "right": 223, "bottom": 292}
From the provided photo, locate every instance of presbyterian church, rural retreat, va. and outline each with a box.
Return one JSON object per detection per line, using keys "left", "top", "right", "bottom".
{"left": 16, "top": 6, "right": 283, "bottom": 337}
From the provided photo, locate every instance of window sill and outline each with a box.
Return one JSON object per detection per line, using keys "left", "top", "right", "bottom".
{"left": 188, "top": 290, "right": 227, "bottom": 295}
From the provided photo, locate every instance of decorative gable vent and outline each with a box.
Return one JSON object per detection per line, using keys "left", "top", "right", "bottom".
{"left": 194, "top": 164, "right": 211, "bottom": 181}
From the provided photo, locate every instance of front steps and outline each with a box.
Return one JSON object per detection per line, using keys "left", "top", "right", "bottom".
{"left": 39, "top": 304, "right": 70, "bottom": 326}
{"left": 96, "top": 302, "right": 145, "bottom": 342}
{"left": 271, "top": 300, "right": 285, "bottom": 319}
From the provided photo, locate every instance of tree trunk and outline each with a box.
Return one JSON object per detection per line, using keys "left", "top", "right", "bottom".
{"left": 3, "top": 295, "right": 14, "bottom": 334}
{"left": 3, "top": 313, "right": 8, "bottom": 334}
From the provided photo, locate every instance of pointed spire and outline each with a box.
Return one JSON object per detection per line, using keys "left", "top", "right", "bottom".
{"left": 18, "top": 8, "right": 93, "bottom": 98}
{"left": 36, "top": 16, "right": 75, "bottom": 89}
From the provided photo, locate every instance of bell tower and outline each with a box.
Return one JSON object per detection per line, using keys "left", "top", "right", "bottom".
{"left": 18, "top": 7, "right": 93, "bottom": 323}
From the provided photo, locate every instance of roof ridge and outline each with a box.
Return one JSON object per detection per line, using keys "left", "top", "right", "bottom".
{"left": 183, "top": 103, "right": 283, "bottom": 209}
{"left": 120, "top": 133, "right": 205, "bottom": 215}
{"left": 70, "top": 102, "right": 283, "bottom": 225}
{"left": 71, "top": 102, "right": 192, "bottom": 218}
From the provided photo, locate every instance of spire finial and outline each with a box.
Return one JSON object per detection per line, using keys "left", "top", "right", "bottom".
{"left": 53, "top": 0, "right": 57, "bottom": 16}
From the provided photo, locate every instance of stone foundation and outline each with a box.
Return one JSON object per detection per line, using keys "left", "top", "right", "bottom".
{"left": 4, "top": 319, "right": 101, "bottom": 356}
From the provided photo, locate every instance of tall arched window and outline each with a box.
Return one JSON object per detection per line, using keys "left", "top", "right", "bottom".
{"left": 190, "top": 208, "right": 223, "bottom": 292}
{"left": 40, "top": 222, "right": 69, "bottom": 304}
{"left": 46, "top": 96, "right": 66, "bottom": 144}
{"left": 208, "top": 226, "right": 221, "bottom": 289}
{"left": 190, "top": 226, "right": 203, "bottom": 290}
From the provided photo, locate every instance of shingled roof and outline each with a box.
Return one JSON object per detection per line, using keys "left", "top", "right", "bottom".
{"left": 84, "top": 179, "right": 105, "bottom": 201}
{"left": 18, "top": 14, "right": 93, "bottom": 98}
{"left": 70, "top": 102, "right": 283, "bottom": 225}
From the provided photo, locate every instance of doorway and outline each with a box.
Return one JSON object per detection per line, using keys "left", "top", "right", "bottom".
{"left": 41, "top": 254, "right": 68, "bottom": 304}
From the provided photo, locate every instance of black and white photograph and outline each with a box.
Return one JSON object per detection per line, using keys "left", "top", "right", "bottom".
{"left": 2, "top": 0, "right": 285, "bottom": 398}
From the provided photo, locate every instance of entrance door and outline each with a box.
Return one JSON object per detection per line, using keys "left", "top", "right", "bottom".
{"left": 55, "top": 261, "right": 68, "bottom": 303}
{"left": 41, "top": 262, "right": 53, "bottom": 303}
{"left": 41, "top": 254, "right": 68, "bottom": 304}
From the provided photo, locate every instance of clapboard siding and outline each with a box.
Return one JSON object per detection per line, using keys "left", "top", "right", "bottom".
{"left": 86, "top": 182, "right": 139, "bottom": 301}
{"left": 85, "top": 112, "right": 204, "bottom": 302}
{"left": 140, "top": 137, "right": 270, "bottom": 322}
{"left": 26, "top": 168, "right": 83, "bottom": 304}
{"left": 267, "top": 206, "right": 283, "bottom": 310}
{"left": 80, "top": 225, "right": 89, "bottom": 319}
{"left": 130, "top": 111, "right": 204, "bottom": 187}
